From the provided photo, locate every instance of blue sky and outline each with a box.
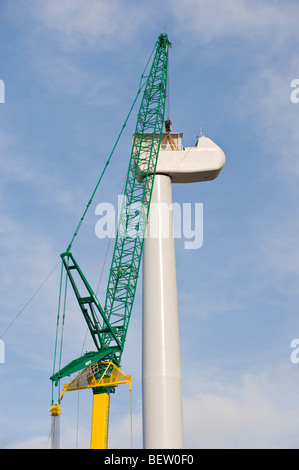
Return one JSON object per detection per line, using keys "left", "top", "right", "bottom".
{"left": 0, "top": 0, "right": 299, "bottom": 449}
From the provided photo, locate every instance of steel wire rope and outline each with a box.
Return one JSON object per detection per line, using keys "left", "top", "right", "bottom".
{"left": 46, "top": 415, "right": 56, "bottom": 449}
{"left": 51, "top": 256, "right": 70, "bottom": 404}
{"left": 51, "top": 260, "right": 65, "bottom": 403}
{"left": 0, "top": 261, "right": 60, "bottom": 340}
{"left": 57, "top": 255, "right": 70, "bottom": 401}
{"left": 66, "top": 41, "right": 157, "bottom": 254}
{"left": 166, "top": 47, "right": 170, "bottom": 122}
{"left": 0, "top": 301, "right": 60, "bottom": 387}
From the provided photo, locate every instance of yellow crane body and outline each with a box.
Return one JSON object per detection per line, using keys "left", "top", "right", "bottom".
{"left": 90, "top": 391, "right": 110, "bottom": 449}
{"left": 53, "top": 361, "right": 132, "bottom": 449}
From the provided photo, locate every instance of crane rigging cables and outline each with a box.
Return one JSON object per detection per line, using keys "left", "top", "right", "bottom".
{"left": 50, "top": 34, "right": 171, "bottom": 447}
{"left": 67, "top": 46, "right": 157, "bottom": 254}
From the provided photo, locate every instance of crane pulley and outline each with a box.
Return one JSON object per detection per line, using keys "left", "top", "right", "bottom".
{"left": 50, "top": 33, "right": 171, "bottom": 448}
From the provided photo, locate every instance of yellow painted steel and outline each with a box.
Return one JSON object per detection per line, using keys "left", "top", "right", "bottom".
{"left": 58, "top": 361, "right": 132, "bottom": 448}
{"left": 90, "top": 392, "right": 110, "bottom": 449}
{"left": 50, "top": 404, "right": 61, "bottom": 416}
{"left": 60, "top": 361, "right": 131, "bottom": 398}
{"left": 46, "top": 405, "right": 61, "bottom": 448}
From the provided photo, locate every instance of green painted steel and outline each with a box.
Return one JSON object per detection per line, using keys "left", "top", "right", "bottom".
{"left": 51, "top": 350, "right": 116, "bottom": 382}
{"left": 103, "top": 33, "right": 171, "bottom": 365}
{"left": 51, "top": 34, "right": 171, "bottom": 386}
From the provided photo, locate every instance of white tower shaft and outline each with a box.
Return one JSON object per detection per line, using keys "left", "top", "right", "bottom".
{"left": 142, "top": 133, "right": 225, "bottom": 449}
{"left": 142, "top": 174, "right": 184, "bottom": 449}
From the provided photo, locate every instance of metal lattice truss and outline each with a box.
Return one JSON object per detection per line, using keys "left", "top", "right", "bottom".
{"left": 51, "top": 34, "right": 170, "bottom": 383}
{"left": 103, "top": 35, "right": 171, "bottom": 364}
{"left": 60, "top": 361, "right": 131, "bottom": 401}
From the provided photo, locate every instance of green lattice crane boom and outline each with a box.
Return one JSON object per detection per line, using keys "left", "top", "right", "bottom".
{"left": 50, "top": 34, "right": 171, "bottom": 386}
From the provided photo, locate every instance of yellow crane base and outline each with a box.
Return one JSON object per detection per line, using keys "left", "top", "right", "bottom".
{"left": 90, "top": 391, "right": 110, "bottom": 449}
{"left": 55, "top": 361, "right": 132, "bottom": 449}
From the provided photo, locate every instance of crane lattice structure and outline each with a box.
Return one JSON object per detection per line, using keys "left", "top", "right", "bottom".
{"left": 50, "top": 33, "right": 171, "bottom": 449}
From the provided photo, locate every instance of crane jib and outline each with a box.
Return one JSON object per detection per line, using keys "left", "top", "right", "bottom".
{"left": 103, "top": 34, "right": 170, "bottom": 364}
{"left": 51, "top": 34, "right": 171, "bottom": 384}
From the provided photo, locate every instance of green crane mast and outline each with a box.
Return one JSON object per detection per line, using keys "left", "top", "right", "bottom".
{"left": 50, "top": 33, "right": 171, "bottom": 448}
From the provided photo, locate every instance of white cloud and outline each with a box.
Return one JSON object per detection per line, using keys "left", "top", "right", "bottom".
{"left": 109, "top": 408, "right": 143, "bottom": 449}
{"left": 183, "top": 369, "right": 299, "bottom": 448}
{"left": 237, "top": 63, "right": 299, "bottom": 179}
{"left": 254, "top": 214, "right": 299, "bottom": 299}
{"left": 0, "top": 129, "right": 79, "bottom": 213}
{"left": 168, "top": 1, "right": 299, "bottom": 182}
{"left": 9, "top": 435, "right": 48, "bottom": 450}
{"left": 27, "top": 0, "right": 147, "bottom": 51}
{"left": 5, "top": 367, "right": 299, "bottom": 449}
{"left": 171, "top": 0, "right": 298, "bottom": 46}
{"left": 31, "top": 49, "right": 126, "bottom": 110}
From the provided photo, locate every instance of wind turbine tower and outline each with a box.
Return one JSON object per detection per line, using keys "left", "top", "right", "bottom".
{"left": 142, "top": 121, "right": 225, "bottom": 448}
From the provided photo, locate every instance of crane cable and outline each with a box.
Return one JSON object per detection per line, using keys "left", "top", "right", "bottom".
{"left": 66, "top": 41, "right": 157, "bottom": 254}
{"left": 46, "top": 416, "right": 57, "bottom": 449}
{"left": 130, "top": 385, "right": 133, "bottom": 449}
{"left": 0, "top": 262, "right": 60, "bottom": 340}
